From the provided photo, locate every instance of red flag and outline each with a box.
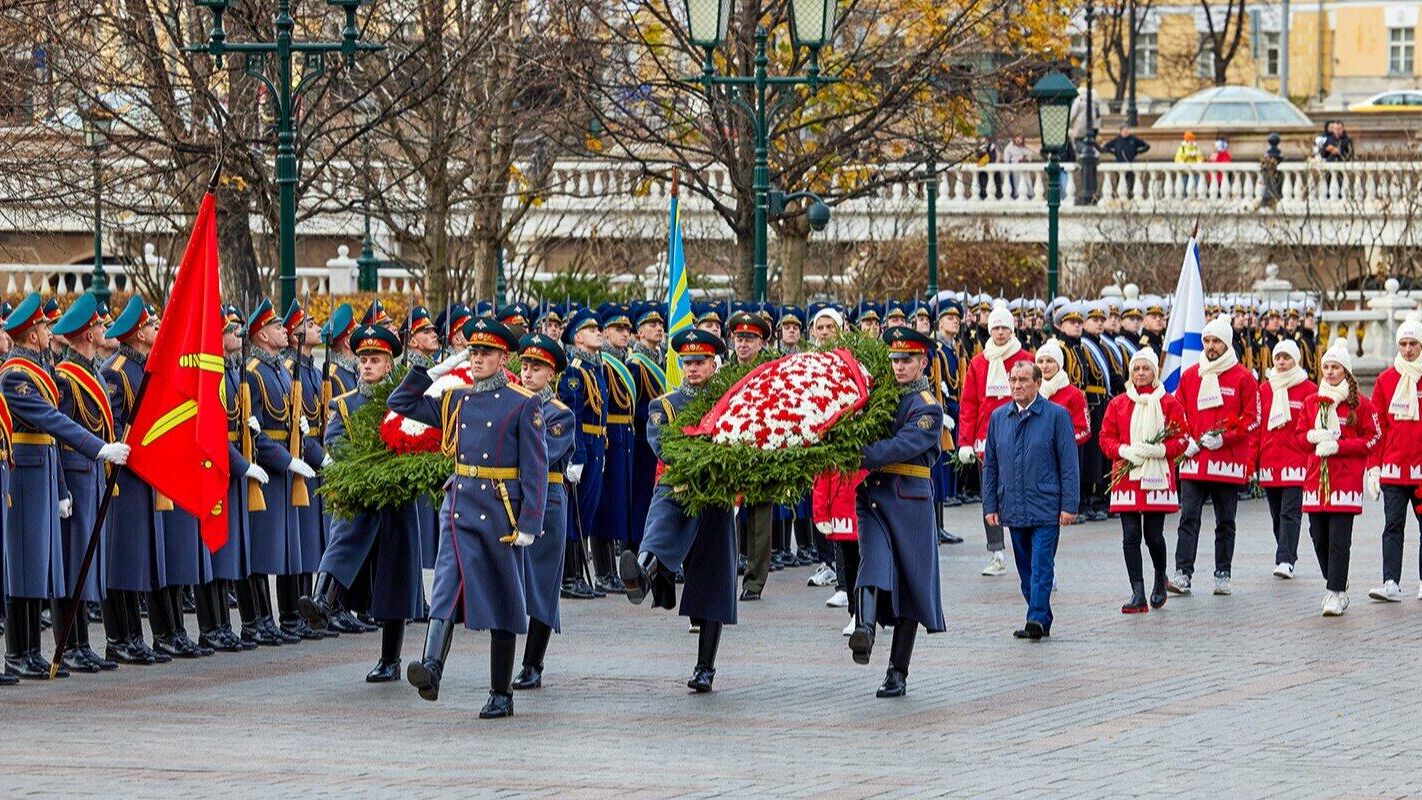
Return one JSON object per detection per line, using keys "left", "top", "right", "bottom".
{"left": 125, "top": 192, "right": 230, "bottom": 551}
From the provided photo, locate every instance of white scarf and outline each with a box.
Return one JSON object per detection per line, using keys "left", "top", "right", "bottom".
{"left": 1125, "top": 380, "right": 1170, "bottom": 491}
{"left": 1195, "top": 348, "right": 1239, "bottom": 410}
{"left": 1390, "top": 354, "right": 1422, "bottom": 421}
{"left": 1315, "top": 378, "right": 1348, "bottom": 435}
{"left": 1265, "top": 365, "right": 1307, "bottom": 430}
{"left": 983, "top": 336, "right": 1022, "bottom": 398}
{"left": 1039, "top": 368, "right": 1070, "bottom": 400}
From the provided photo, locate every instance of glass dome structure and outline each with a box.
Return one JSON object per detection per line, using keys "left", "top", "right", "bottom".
{"left": 1152, "top": 86, "right": 1313, "bottom": 129}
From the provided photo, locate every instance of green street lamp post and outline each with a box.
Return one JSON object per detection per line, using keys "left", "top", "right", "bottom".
{"left": 675, "top": 0, "right": 839, "bottom": 303}
{"left": 189, "top": 0, "right": 384, "bottom": 311}
{"left": 924, "top": 151, "right": 939, "bottom": 299}
{"left": 82, "top": 105, "right": 115, "bottom": 308}
{"left": 351, "top": 99, "right": 380, "bottom": 292}
{"left": 1031, "top": 72, "right": 1078, "bottom": 302}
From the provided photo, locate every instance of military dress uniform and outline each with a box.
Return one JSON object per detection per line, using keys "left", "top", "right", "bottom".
{"left": 619, "top": 329, "right": 737, "bottom": 693}
{"left": 557, "top": 309, "right": 608, "bottom": 599}
{"left": 204, "top": 305, "right": 255, "bottom": 653}
{"left": 626, "top": 335, "right": 667, "bottom": 547}
{"left": 929, "top": 302, "right": 965, "bottom": 540}
{"left": 390, "top": 317, "right": 547, "bottom": 719}
{"left": 590, "top": 304, "right": 637, "bottom": 591}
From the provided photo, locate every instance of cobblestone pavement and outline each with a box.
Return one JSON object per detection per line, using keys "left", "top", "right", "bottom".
{"left": 4, "top": 498, "right": 1422, "bottom": 799}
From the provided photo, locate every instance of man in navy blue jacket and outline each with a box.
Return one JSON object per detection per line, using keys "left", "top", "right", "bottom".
{"left": 982, "top": 360, "right": 1079, "bottom": 641}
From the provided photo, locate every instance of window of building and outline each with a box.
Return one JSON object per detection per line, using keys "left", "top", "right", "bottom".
{"left": 1196, "top": 34, "right": 1217, "bottom": 79}
{"left": 1135, "top": 32, "right": 1158, "bottom": 79}
{"left": 1390, "top": 27, "right": 1415, "bottom": 76}
{"left": 1261, "top": 31, "right": 1280, "bottom": 77}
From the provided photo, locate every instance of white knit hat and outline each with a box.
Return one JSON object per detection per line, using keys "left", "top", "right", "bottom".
{"left": 1398, "top": 311, "right": 1422, "bottom": 344}
{"left": 811, "top": 307, "right": 844, "bottom": 329}
{"left": 987, "top": 304, "right": 1014, "bottom": 331}
{"left": 1201, "top": 316, "right": 1233, "bottom": 347}
{"left": 1130, "top": 346, "right": 1159, "bottom": 372}
{"left": 1272, "top": 338, "right": 1301, "bottom": 364}
{"left": 1036, "top": 338, "right": 1064, "bottom": 365}
{"left": 1321, "top": 337, "right": 1353, "bottom": 373}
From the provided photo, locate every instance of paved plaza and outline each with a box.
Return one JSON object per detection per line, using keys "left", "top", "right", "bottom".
{"left": 4, "top": 497, "right": 1422, "bottom": 799}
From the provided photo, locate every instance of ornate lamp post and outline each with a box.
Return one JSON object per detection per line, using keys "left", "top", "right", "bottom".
{"left": 1032, "top": 72, "right": 1078, "bottom": 301}
{"left": 1075, "top": 0, "right": 1099, "bottom": 205}
{"left": 81, "top": 104, "right": 116, "bottom": 307}
{"left": 351, "top": 98, "right": 381, "bottom": 292}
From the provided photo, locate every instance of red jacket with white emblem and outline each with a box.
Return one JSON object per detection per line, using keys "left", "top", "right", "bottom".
{"left": 1296, "top": 393, "right": 1380, "bottom": 513}
{"left": 1045, "top": 384, "right": 1091, "bottom": 445}
{"left": 1369, "top": 367, "right": 1422, "bottom": 485}
{"left": 1173, "top": 361, "right": 1261, "bottom": 485}
{"left": 1255, "top": 378, "right": 1317, "bottom": 487}
{"left": 1099, "top": 390, "right": 1190, "bottom": 512}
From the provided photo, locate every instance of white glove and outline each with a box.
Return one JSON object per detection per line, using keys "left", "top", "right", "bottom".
{"left": 289, "top": 459, "right": 317, "bottom": 479}
{"left": 59, "top": 497, "right": 73, "bottom": 519}
{"left": 815, "top": 521, "right": 833, "bottom": 534}
{"left": 1365, "top": 467, "right": 1382, "bottom": 500}
{"left": 299, "top": 416, "right": 310, "bottom": 437}
{"left": 1184, "top": 439, "right": 1201, "bottom": 458}
{"left": 97, "top": 442, "right": 130, "bottom": 465}
{"left": 321, "top": 454, "right": 334, "bottom": 469}
{"left": 566, "top": 463, "right": 584, "bottom": 484}
{"left": 245, "top": 464, "right": 270, "bottom": 485}
{"left": 248, "top": 416, "right": 261, "bottom": 433}
{"left": 1117, "top": 443, "right": 1143, "bottom": 464}
{"left": 1305, "top": 429, "right": 1340, "bottom": 444}
{"left": 511, "top": 531, "right": 536, "bottom": 547}
{"left": 1138, "top": 442, "right": 1167, "bottom": 460}
{"left": 956, "top": 445, "right": 976, "bottom": 465}
{"left": 942, "top": 415, "right": 955, "bottom": 431}
{"left": 1314, "top": 439, "right": 1339, "bottom": 458}
{"left": 428, "top": 349, "right": 469, "bottom": 379}
{"left": 1200, "top": 432, "right": 1224, "bottom": 450}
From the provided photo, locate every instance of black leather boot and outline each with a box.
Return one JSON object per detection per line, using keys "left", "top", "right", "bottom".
{"left": 254, "top": 575, "right": 298, "bottom": 644}
{"left": 1122, "top": 581, "right": 1149, "bottom": 614}
{"left": 480, "top": 631, "right": 516, "bottom": 718}
{"left": 171, "top": 586, "right": 212, "bottom": 656}
{"left": 513, "top": 619, "right": 552, "bottom": 690}
{"left": 619, "top": 550, "right": 660, "bottom": 605}
{"left": 72, "top": 603, "right": 115, "bottom": 670}
{"left": 407, "top": 617, "right": 454, "bottom": 702}
{"left": 687, "top": 620, "right": 721, "bottom": 693}
{"left": 236, "top": 576, "right": 278, "bottom": 647}
{"left": 877, "top": 621, "right": 917, "bottom": 698}
{"left": 197, "top": 582, "right": 243, "bottom": 653}
{"left": 5, "top": 599, "right": 44, "bottom": 678}
{"left": 849, "top": 586, "right": 877, "bottom": 665}
{"left": 150, "top": 589, "right": 201, "bottom": 659}
{"left": 53, "top": 599, "right": 100, "bottom": 673}
{"left": 125, "top": 591, "right": 168, "bottom": 663}
{"left": 1150, "top": 571, "right": 1168, "bottom": 609}
{"left": 298, "top": 572, "right": 343, "bottom": 633}
{"left": 367, "top": 620, "right": 404, "bottom": 683}
{"left": 103, "top": 593, "right": 153, "bottom": 665}
{"left": 277, "top": 575, "right": 320, "bottom": 640}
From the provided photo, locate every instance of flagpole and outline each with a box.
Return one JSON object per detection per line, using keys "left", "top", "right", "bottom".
{"left": 49, "top": 372, "right": 152, "bottom": 679}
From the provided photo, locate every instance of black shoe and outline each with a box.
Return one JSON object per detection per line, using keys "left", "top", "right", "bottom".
{"left": 4, "top": 654, "right": 47, "bottom": 679}
{"left": 560, "top": 578, "right": 598, "bottom": 600}
{"left": 282, "top": 618, "right": 323, "bottom": 641}
{"left": 686, "top": 666, "right": 715, "bottom": 693}
{"left": 87, "top": 603, "right": 104, "bottom": 624}
{"left": 61, "top": 647, "right": 102, "bottom": 674}
{"left": 0, "top": 671, "right": 16, "bottom": 686}
{"left": 265, "top": 619, "right": 301, "bottom": 644}
{"left": 154, "top": 634, "right": 203, "bottom": 659}
{"left": 1149, "top": 574, "right": 1168, "bottom": 609}
{"left": 1121, "top": 586, "right": 1149, "bottom": 615}
{"left": 178, "top": 631, "right": 214, "bottom": 657}
{"left": 849, "top": 587, "right": 877, "bottom": 665}
{"left": 619, "top": 550, "right": 656, "bottom": 606}
{"left": 876, "top": 667, "right": 907, "bottom": 698}
{"left": 298, "top": 573, "right": 341, "bottom": 632}
{"left": 241, "top": 623, "right": 281, "bottom": 647}
{"left": 355, "top": 612, "right": 380, "bottom": 630}
{"left": 512, "top": 664, "right": 543, "bottom": 690}
{"left": 79, "top": 645, "right": 117, "bottom": 671}
{"left": 106, "top": 641, "right": 156, "bottom": 666}
{"left": 479, "top": 691, "right": 514, "bottom": 719}
{"left": 1025, "top": 621, "right": 1046, "bottom": 640}
{"left": 200, "top": 631, "right": 245, "bottom": 653}
{"left": 366, "top": 659, "right": 402, "bottom": 683}
{"left": 593, "top": 573, "right": 625, "bottom": 594}
{"left": 407, "top": 618, "right": 454, "bottom": 702}
{"left": 131, "top": 636, "right": 171, "bottom": 663}
{"left": 944, "top": 496, "right": 963, "bottom": 507}
{"left": 738, "top": 588, "right": 761, "bottom": 602}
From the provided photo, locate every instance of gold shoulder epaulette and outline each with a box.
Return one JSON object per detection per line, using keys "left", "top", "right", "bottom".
{"left": 508, "top": 383, "right": 536, "bottom": 397}
{"left": 245, "top": 357, "right": 261, "bottom": 372}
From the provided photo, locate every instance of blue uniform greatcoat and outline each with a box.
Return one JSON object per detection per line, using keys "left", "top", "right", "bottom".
{"left": 639, "top": 387, "right": 737, "bottom": 625}
{"left": 54, "top": 354, "right": 113, "bottom": 602}
{"left": 389, "top": 367, "right": 548, "bottom": 633}
{"left": 855, "top": 382, "right": 947, "bottom": 633}
{"left": 316, "top": 388, "right": 424, "bottom": 620}
{"left": 243, "top": 350, "right": 303, "bottom": 576}
{"left": 3, "top": 349, "right": 105, "bottom": 599}
{"left": 626, "top": 345, "right": 666, "bottom": 544}
{"left": 211, "top": 359, "right": 253, "bottom": 581}
{"left": 285, "top": 352, "right": 327, "bottom": 572}
{"left": 102, "top": 349, "right": 168, "bottom": 592}
{"left": 558, "top": 351, "right": 606, "bottom": 543}
{"left": 591, "top": 352, "right": 635, "bottom": 541}
{"left": 523, "top": 395, "right": 575, "bottom": 632}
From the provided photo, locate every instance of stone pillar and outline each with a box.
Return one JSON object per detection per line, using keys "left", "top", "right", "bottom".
{"left": 327, "top": 245, "right": 356, "bottom": 295}
{"left": 1367, "top": 278, "right": 1415, "bottom": 363}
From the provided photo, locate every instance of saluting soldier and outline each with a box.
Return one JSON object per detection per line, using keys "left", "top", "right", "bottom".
{"left": 590, "top": 302, "right": 636, "bottom": 593}
{"left": 279, "top": 300, "right": 327, "bottom": 640}
{"left": 4, "top": 293, "right": 130, "bottom": 679}
{"left": 557, "top": 309, "right": 608, "bottom": 599}
{"left": 620, "top": 329, "right": 738, "bottom": 693}
{"left": 511, "top": 333, "right": 576, "bottom": 691}
{"left": 241, "top": 299, "right": 319, "bottom": 646}
{"left": 300, "top": 325, "right": 425, "bottom": 682}
{"left": 849, "top": 326, "right": 947, "bottom": 698}
{"left": 626, "top": 302, "right": 668, "bottom": 547}
{"left": 390, "top": 317, "right": 547, "bottom": 720}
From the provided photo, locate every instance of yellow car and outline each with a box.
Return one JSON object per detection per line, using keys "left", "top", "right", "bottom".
{"left": 1349, "top": 91, "right": 1422, "bottom": 112}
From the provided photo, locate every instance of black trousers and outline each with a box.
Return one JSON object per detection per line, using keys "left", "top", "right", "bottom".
{"left": 1380, "top": 485, "right": 1422, "bottom": 584}
{"left": 1175, "top": 479, "right": 1238, "bottom": 578}
{"left": 833, "top": 541, "right": 860, "bottom": 604}
{"left": 1120, "top": 512, "right": 1167, "bottom": 584}
{"left": 1309, "top": 512, "right": 1354, "bottom": 592}
{"left": 1265, "top": 486, "right": 1303, "bottom": 566}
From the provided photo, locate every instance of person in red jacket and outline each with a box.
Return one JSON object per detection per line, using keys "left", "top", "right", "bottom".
{"left": 1035, "top": 339, "right": 1090, "bottom": 447}
{"left": 1366, "top": 316, "right": 1422, "bottom": 602}
{"left": 1100, "top": 348, "right": 1189, "bottom": 613}
{"left": 1257, "top": 339, "right": 1317, "bottom": 579}
{"left": 1168, "top": 316, "right": 1261, "bottom": 597}
{"left": 812, "top": 468, "right": 867, "bottom": 636}
{"left": 1298, "top": 340, "right": 1380, "bottom": 616}
{"left": 956, "top": 304, "right": 1035, "bottom": 577}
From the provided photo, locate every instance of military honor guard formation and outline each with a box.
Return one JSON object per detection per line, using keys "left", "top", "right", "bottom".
{"left": 7, "top": 265, "right": 1422, "bottom": 719}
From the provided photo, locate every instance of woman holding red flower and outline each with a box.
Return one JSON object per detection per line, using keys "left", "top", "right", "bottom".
{"left": 1296, "top": 340, "right": 1380, "bottom": 617}
{"left": 1099, "top": 349, "right": 1189, "bottom": 613}
{"left": 1256, "top": 339, "right": 1317, "bottom": 579}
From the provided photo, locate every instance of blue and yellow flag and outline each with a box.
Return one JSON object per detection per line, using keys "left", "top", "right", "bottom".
{"left": 665, "top": 174, "right": 693, "bottom": 386}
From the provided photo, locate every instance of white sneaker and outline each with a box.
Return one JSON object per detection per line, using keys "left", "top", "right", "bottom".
{"left": 1369, "top": 580, "right": 1403, "bottom": 602}
{"left": 1166, "top": 571, "right": 1191, "bottom": 595}
{"left": 1213, "top": 573, "right": 1232, "bottom": 595}
{"left": 841, "top": 618, "right": 855, "bottom": 636}
{"left": 826, "top": 590, "right": 848, "bottom": 608}
{"left": 1273, "top": 563, "right": 1294, "bottom": 579}
{"left": 807, "top": 564, "right": 836, "bottom": 587}
{"left": 981, "top": 554, "right": 1007, "bottom": 577}
{"left": 1417, "top": 583, "right": 1422, "bottom": 600}
{"left": 1322, "top": 591, "right": 1346, "bottom": 616}
{"left": 1339, "top": 592, "right": 1350, "bottom": 612}
{"left": 688, "top": 621, "right": 700, "bottom": 633}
